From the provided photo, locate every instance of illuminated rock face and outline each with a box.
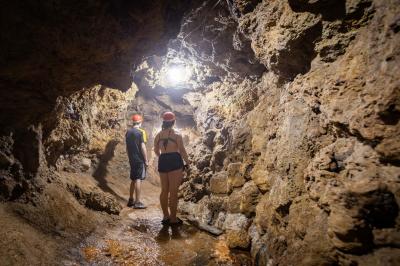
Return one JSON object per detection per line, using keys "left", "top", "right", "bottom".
{"left": 177, "top": 0, "right": 400, "bottom": 265}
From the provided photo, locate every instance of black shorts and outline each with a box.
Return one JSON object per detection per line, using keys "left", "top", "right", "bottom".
{"left": 158, "top": 152, "right": 184, "bottom": 173}
{"left": 130, "top": 162, "right": 146, "bottom": 180}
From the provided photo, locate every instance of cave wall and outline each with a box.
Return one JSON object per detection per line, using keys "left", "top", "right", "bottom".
{"left": 177, "top": 0, "right": 400, "bottom": 265}
{"left": 0, "top": 0, "right": 399, "bottom": 264}
{"left": 0, "top": 0, "right": 196, "bottom": 198}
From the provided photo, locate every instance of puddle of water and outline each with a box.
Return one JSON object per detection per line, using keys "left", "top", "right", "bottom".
{"left": 68, "top": 181, "right": 251, "bottom": 266}
{"left": 77, "top": 216, "right": 251, "bottom": 266}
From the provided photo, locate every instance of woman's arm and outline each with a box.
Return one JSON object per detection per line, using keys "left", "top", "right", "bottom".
{"left": 177, "top": 134, "right": 189, "bottom": 165}
{"left": 153, "top": 133, "right": 161, "bottom": 156}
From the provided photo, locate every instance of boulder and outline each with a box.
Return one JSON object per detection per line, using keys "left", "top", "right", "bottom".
{"left": 81, "top": 158, "right": 92, "bottom": 171}
{"left": 85, "top": 192, "right": 122, "bottom": 215}
{"left": 68, "top": 184, "right": 122, "bottom": 215}
{"left": 240, "top": 181, "right": 261, "bottom": 217}
{"left": 250, "top": 167, "right": 269, "bottom": 193}
{"left": 223, "top": 213, "right": 251, "bottom": 248}
{"left": 227, "top": 162, "right": 246, "bottom": 188}
{"left": 210, "top": 172, "right": 229, "bottom": 194}
{"left": 227, "top": 188, "right": 242, "bottom": 213}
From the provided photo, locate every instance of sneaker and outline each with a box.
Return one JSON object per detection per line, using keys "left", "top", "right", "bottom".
{"left": 134, "top": 201, "right": 147, "bottom": 209}
{"left": 161, "top": 218, "right": 170, "bottom": 225}
{"left": 127, "top": 198, "right": 135, "bottom": 207}
{"left": 169, "top": 217, "right": 183, "bottom": 226}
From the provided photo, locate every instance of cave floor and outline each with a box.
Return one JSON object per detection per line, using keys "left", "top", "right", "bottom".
{"left": 64, "top": 176, "right": 251, "bottom": 265}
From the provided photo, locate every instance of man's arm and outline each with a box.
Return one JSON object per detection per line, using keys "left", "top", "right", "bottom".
{"left": 141, "top": 142, "right": 148, "bottom": 166}
{"left": 126, "top": 132, "right": 132, "bottom": 161}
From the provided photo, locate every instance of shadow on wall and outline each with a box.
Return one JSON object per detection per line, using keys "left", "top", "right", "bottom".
{"left": 92, "top": 139, "right": 125, "bottom": 201}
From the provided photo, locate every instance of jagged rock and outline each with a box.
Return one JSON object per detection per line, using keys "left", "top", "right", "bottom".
{"left": 203, "top": 130, "right": 217, "bottom": 148}
{"left": 212, "top": 145, "right": 227, "bottom": 168}
{"left": 210, "top": 172, "right": 229, "bottom": 194}
{"left": 229, "top": 0, "right": 262, "bottom": 16}
{"left": 85, "top": 192, "right": 122, "bottom": 215}
{"left": 0, "top": 0, "right": 192, "bottom": 130}
{"left": 179, "top": 198, "right": 213, "bottom": 226}
{"left": 186, "top": 217, "right": 224, "bottom": 236}
{"left": 227, "top": 188, "right": 242, "bottom": 213}
{"left": 227, "top": 162, "right": 246, "bottom": 188}
{"left": 250, "top": 167, "right": 269, "bottom": 193}
{"left": 240, "top": 181, "right": 260, "bottom": 217}
{"left": 305, "top": 138, "right": 399, "bottom": 253}
{"left": 13, "top": 125, "right": 46, "bottom": 178}
{"left": 239, "top": 1, "right": 322, "bottom": 79}
{"left": 45, "top": 85, "right": 136, "bottom": 167}
{"left": 0, "top": 152, "right": 13, "bottom": 168}
{"left": 223, "top": 213, "right": 251, "bottom": 248}
{"left": 68, "top": 184, "right": 122, "bottom": 215}
{"left": 80, "top": 158, "right": 91, "bottom": 172}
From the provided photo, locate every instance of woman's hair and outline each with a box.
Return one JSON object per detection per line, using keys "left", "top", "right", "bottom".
{"left": 162, "top": 120, "right": 175, "bottom": 130}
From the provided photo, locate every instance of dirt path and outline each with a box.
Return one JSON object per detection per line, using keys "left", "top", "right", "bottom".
{"left": 63, "top": 177, "right": 251, "bottom": 265}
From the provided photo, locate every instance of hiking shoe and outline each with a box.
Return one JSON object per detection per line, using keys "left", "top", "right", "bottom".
{"left": 134, "top": 201, "right": 147, "bottom": 209}
{"left": 169, "top": 217, "right": 183, "bottom": 226}
{"left": 127, "top": 198, "right": 135, "bottom": 207}
{"left": 161, "top": 218, "right": 170, "bottom": 225}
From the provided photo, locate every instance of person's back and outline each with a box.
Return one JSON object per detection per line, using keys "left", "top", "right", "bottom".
{"left": 126, "top": 127, "right": 145, "bottom": 163}
{"left": 156, "top": 128, "right": 180, "bottom": 154}
{"left": 125, "top": 114, "right": 148, "bottom": 209}
{"left": 153, "top": 112, "right": 190, "bottom": 225}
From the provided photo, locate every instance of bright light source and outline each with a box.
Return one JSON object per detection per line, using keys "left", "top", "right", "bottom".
{"left": 165, "top": 64, "right": 192, "bottom": 87}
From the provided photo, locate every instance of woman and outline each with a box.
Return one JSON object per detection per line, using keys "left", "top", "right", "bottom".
{"left": 154, "top": 111, "right": 189, "bottom": 225}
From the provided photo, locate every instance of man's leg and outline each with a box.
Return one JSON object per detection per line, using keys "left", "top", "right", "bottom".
{"left": 134, "top": 164, "right": 146, "bottom": 209}
{"left": 129, "top": 180, "right": 135, "bottom": 199}
{"left": 134, "top": 179, "right": 141, "bottom": 203}
{"left": 127, "top": 167, "right": 135, "bottom": 207}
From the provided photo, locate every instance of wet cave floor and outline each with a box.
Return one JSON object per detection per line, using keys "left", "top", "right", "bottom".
{"left": 65, "top": 180, "right": 251, "bottom": 265}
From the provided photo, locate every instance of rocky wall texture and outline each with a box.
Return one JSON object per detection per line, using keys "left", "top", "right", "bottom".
{"left": 0, "top": 0, "right": 196, "bottom": 203}
{"left": 0, "top": 0, "right": 193, "bottom": 130}
{"left": 0, "top": 0, "right": 399, "bottom": 264}
{"left": 178, "top": 0, "right": 400, "bottom": 265}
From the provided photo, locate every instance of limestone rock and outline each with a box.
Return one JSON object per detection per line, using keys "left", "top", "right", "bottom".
{"left": 0, "top": 0, "right": 192, "bottom": 131}
{"left": 80, "top": 158, "right": 91, "bottom": 172}
{"left": 227, "top": 162, "right": 246, "bottom": 188}
{"left": 68, "top": 184, "right": 122, "bottom": 215}
{"left": 250, "top": 167, "right": 269, "bottom": 193}
{"left": 210, "top": 172, "right": 229, "bottom": 194}
{"left": 239, "top": 0, "right": 322, "bottom": 79}
{"left": 240, "top": 181, "right": 260, "bottom": 217}
{"left": 85, "top": 192, "right": 122, "bottom": 215}
{"left": 223, "top": 213, "right": 251, "bottom": 248}
{"left": 0, "top": 152, "right": 13, "bottom": 168}
{"left": 227, "top": 188, "right": 242, "bottom": 213}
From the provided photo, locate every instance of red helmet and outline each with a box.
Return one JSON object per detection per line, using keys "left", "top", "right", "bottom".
{"left": 131, "top": 114, "right": 143, "bottom": 122}
{"left": 162, "top": 112, "right": 175, "bottom": 122}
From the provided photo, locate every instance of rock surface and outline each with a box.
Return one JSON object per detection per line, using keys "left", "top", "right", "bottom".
{"left": 177, "top": 0, "right": 400, "bottom": 265}
{"left": 0, "top": 0, "right": 399, "bottom": 265}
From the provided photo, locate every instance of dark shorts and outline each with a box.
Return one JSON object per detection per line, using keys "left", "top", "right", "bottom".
{"left": 130, "top": 162, "right": 146, "bottom": 180}
{"left": 158, "top": 152, "right": 184, "bottom": 173}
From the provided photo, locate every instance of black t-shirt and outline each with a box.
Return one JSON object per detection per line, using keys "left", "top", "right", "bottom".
{"left": 126, "top": 127, "right": 144, "bottom": 163}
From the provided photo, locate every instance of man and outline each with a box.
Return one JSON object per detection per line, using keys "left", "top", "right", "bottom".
{"left": 126, "top": 114, "right": 148, "bottom": 209}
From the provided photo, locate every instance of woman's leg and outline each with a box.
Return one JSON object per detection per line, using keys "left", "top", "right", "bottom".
{"left": 159, "top": 172, "right": 170, "bottom": 219}
{"left": 168, "top": 168, "right": 183, "bottom": 223}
